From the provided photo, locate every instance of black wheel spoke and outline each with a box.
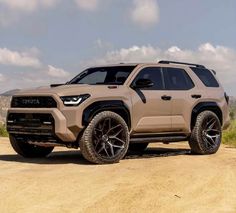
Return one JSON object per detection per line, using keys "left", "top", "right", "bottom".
{"left": 112, "top": 144, "right": 125, "bottom": 149}
{"left": 101, "top": 119, "right": 107, "bottom": 134}
{"left": 94, "top": 128, "right": 103, "bottom": 133}
{"left": 202, "top": 115, "right": 221, "bottom": 150}
{"left": 108, "top": 118, "right": 112, "bottom": 131}
{"left": 104, "top": 147, "right": 110, "bottom": 157}
{"left": 206, "top": 118, "right": 215, "bottom": 127}
{"left": 106, "top": 124, "right": 122, "bottom": 135}
{"left": 97, "top": 144, "right": 105, "bottom": 154}
{"left": 208, "top": 120, "right": 216, "bottom": 130}
{"left": 110, "top": 136, "right": 126, "bottom": 144}
{"left": 109, "top": 128, "right": 123, "bottom": 138}
{"left": 108, "top": 142, "right": 115, "bottom": 157}
{"left": 94, "top": 140, "right": 100, "bottom": 150}
{"left": 202, "top": 136, "right": 213, "bottom": 148}
{"left": 205, "top": 134, "right": 215, "bottom": 145}
{"left": 93, "top": 130, "right": 101, "bottom": 141}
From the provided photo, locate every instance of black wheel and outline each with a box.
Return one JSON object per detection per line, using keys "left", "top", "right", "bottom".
{"left": 80, "top": 111, "right": 130, "bottom": 164}
{"left": 189, "top": 111, "right": 222, "bottom": 155}
{"left": 9, "top": 135, "right": 54, "bottom": 158}
{"left": 129, "top": 143, "right": 149, "bottom": 152}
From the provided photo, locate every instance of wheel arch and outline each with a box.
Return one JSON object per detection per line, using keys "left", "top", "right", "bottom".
{"left": 191, "top": 102, "right": 223, "bottom": 129}
{"left": 82, "top": 100, "right": 131, "bottom": 129}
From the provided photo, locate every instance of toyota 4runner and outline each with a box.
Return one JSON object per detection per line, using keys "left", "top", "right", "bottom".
{"left": 7, "top": 60, "right": 230, "bottom": 164}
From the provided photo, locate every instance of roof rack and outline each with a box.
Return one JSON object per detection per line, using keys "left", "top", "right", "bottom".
{"left": 158, "top": 60, "right": 206, "bottom": 69}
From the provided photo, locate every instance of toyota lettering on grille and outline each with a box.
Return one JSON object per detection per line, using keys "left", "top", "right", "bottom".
{"left": 22, "top": 99, "right": 40, "bottom": 105}
{"left": 11, "top": 96, "right": 57, "bottom": 108}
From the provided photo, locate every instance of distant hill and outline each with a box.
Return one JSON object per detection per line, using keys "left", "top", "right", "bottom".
{"left": 0, "top": 89, "right": 21, "bottom": 97}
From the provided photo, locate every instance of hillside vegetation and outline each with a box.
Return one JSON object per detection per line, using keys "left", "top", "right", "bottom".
{"left": 223, "top": 98, "right": 236, "bottom": 147}
{"left": 222, "top": 120, "right": 236, "bottom": 147}
{"left": 0, "top": 124, "right": 8, "bottom": 137}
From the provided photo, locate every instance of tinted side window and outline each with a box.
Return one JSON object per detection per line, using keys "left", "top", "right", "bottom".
{"left": 191, "top": 67, "right": 219, "bottom": 87}
{"left": 132, "top": 67, "right": 164, "bottom": 90}
{"left": 164, "top": 68, "right": 194, "bottom": 90}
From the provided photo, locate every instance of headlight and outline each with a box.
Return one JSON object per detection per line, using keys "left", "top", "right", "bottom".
{"left": 60, "top": 94, "right": 90, "bottom": 106}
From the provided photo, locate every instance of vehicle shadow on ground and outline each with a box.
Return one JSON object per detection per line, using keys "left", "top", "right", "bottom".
{"left": 0, "top": 147, "right": 191, "bottom": 165}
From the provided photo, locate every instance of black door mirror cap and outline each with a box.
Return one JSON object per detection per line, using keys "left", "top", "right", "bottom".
{"left": 133, "top": 79, "right": 154, "bottom": 89}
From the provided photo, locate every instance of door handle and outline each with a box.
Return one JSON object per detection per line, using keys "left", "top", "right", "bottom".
{"left": 161, "top": 95, "right": 172, "bottom": 101}
{"left": 191, "top": 94, "right": 202, "bottom": 99}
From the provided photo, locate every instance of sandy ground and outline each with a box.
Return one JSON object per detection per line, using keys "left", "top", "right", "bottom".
{"left": 0, "top": 137, "right": 236, "bottom": 213}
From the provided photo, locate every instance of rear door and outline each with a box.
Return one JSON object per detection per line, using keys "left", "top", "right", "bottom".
{"left": 163, "top": 67, "right": 200, "bottom": 133}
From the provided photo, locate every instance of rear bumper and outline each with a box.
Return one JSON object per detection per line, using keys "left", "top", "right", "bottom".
{"left": 7, "top": 108, "right": 77, "bottom": 142}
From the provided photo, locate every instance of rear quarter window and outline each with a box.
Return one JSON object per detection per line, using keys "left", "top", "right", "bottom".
{"left": 191, "top": 67, "right": 219, "bottom": 87}
{"left": 163, "top": 67, "right": 194, "bottom": 90}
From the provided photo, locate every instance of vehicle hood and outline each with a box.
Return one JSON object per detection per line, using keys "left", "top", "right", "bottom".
{"left": 15, "top": 84, "right": 126, "bottom": 97}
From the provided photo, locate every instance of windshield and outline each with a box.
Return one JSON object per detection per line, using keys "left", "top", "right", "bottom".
{"left": 68, "top": 66, "right": 136, "bottom": 85}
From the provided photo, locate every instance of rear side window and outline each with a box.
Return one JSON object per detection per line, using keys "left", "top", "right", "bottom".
{"left": 164, "top": 68, "right": 194, "bottom": 90}
{"left": 132, "top": 67, "right": 164, "bottom": 90}
{"left": 191, "top": 67, "right": 219, "bottom": 87}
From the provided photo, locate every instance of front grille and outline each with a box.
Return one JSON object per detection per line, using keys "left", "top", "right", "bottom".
{"left": 11, "top": 96, "right": 57, "bottom": 108}
{"left": 7, "top": 113, "right": 55, "bottom": 136}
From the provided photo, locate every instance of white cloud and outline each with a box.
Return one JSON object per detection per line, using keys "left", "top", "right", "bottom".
{"left": 74, "top": 0, "right": 98, "bottom": 11}
{"left": 87, "top": 43, "right": 236, "bottom": 85}
{"left": 47, "top": 65, "right": 70, "bottom": 78}
{"left": 0, "top": 0, "right": 59, "bottom": 12}
{"left": 0, "top": 48, "right": 41, "bottom": 67}
{"left": 131, "top": 0, "right": 160, "bottom": 28}
{"left": 0, "top": 0, "right": 59, "bottom": 26}
{"left": 94, "top": 39, "right": 113, "bottom": 50}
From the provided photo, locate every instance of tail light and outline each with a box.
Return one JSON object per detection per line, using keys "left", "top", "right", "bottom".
{"left": 224, "top": 92, "right": 229, "bottom": 105}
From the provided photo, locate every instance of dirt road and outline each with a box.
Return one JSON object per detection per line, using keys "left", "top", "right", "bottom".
{"left": 0, "top": 137, "right": 236, "bottom": 213}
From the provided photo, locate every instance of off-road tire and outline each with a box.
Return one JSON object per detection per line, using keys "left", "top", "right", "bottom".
{"left": 129, "top": 143, "right": 149, "bottom": 152}
{"left": 80, "top": 111, "right": 130, "bottom": 164}
{"left": 189, "top": 111, "right": 222, "bottom": 155}
{"left": 9, "top": 135, "right": 54, "bottom": 158}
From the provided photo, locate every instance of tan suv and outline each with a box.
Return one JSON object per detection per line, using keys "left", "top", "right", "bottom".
{"left": 7, "top": 60, "right": 230, "bottom": 164}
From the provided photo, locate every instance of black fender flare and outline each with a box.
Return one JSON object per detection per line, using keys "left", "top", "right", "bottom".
{"left": 191, "top": 102, "right": 223, "bottom": 128}
{"left": 82, "top": 100, "right": 131, "bottom": 129}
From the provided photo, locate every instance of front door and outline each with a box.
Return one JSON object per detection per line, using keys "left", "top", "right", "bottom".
{"left": 130, "top": 66, "right": 172, "bottom": 133}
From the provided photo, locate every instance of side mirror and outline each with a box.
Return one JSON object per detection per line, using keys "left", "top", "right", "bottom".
{"left": 133, "top": 79, "right": 154, "bottom": 89}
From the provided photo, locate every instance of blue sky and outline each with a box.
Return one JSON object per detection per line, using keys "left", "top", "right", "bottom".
{"left": 0, "top": 0, "right": 236, "bottom": 94}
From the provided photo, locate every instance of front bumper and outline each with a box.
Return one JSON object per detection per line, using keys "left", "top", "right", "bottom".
{"left": 7, "top": 108, "right": 77, "bottom": 142}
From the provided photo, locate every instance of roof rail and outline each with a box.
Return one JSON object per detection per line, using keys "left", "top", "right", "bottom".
{"left": 158, "top": 60, "right": 206, "bottom": 69}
